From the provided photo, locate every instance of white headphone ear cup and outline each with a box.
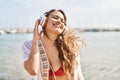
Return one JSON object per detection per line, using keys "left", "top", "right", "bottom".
{"left": 65, "top": 27, "right": 69, "bottom": 32}
{"left": 63, "top": 27, "right": 69, "bottom": 35}
{"left": 39, "top": 15, "right": 46, "bottom": 27}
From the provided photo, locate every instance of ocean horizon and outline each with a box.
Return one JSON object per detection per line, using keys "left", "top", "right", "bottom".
{"left": 0, "top": 28, "right": 120, "bottom": 35}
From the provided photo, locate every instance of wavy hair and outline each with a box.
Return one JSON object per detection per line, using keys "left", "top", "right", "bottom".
{"left": 43, "top": 9, "right": 81, "bottom": 79}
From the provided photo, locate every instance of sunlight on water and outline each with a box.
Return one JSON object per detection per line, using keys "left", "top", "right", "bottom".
{"left": 0, "top": 32, "right": 120, "bottom": 80}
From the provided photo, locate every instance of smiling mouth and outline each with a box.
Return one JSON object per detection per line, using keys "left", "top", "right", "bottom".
{"left": 53, "top": 24, "right": 60, "bottom": 28}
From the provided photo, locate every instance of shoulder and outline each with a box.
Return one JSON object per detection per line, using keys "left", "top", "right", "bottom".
{"left": 22, "top": 40, "right": 32, "bottom": 51}
{"left": 22, "top": 40, "right": 32, "bottom": 63}
{"left": 23, "top": 40, "right": 32, "bottom": 45}
{"left": 22, "top": 40, "right": 32, "bottom": 48}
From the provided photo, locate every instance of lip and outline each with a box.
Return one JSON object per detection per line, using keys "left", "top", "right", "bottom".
{"left": 53, "top": 23, "right": 60, "bottom": 28}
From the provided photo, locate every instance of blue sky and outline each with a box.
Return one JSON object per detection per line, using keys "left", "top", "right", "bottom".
{"left": 0, "top": 0, "right": 120, "bottom": 29}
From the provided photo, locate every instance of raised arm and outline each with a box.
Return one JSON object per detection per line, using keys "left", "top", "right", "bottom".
{"left": 23, "top": 19, "right": 41, "bottom": 75}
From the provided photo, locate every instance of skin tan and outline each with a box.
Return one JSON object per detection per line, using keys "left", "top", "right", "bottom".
{"left": 24, "top": 11, "right": 66, "bottom": 77}
{"left": 41, "top": 11, "right": 66, "bottom": 71}
{"left": 41, "top": 11, "right": 67, "bottom": 79}
{"left": 23, "top": 10, "right": 85, "bottom": 80}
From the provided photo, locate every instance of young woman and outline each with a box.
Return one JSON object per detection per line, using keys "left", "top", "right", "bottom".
{"left": 22, "top": 9, "right": 85, "bottom": 80}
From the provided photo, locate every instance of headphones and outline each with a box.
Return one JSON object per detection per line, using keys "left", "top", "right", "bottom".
{"left": 62, "top": 27, "right": 69, "bottom": 35}
{"left": 39, "top": 14, "right": 69, "bottom": 35}
{"left": 39, "top": 14, "right": 47, "bottom": 27}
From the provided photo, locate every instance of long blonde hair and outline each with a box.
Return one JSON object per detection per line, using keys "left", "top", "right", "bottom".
{"left": 43, "top": 9, "right": 81, "bottom": 79}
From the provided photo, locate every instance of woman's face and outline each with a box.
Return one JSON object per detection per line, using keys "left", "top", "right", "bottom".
{"left": 45, "top": 11, "right": 66, "bottom": 36}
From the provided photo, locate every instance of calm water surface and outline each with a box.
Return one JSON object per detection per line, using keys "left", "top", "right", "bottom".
{"left": 0, "top": 32, "right": 120, "bottom": 80}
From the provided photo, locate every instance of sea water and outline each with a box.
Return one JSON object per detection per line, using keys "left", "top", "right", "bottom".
{"left": 0, "top": 32, "right": 120, "bottom": 80}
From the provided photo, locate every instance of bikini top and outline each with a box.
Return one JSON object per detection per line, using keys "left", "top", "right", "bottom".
{"left": 49, "top": 66, "right": 64, "bottom": 76}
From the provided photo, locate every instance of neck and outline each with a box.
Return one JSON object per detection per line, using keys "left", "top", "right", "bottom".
{"left": 42, "top": 34, "right": 57, "bottom": 46}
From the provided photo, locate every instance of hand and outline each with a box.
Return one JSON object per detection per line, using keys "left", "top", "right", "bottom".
{"left": 33, "top": 19, "right": 42, "bottom": 42}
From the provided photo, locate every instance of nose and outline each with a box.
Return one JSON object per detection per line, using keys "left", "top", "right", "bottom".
{"left": 56, "top": 18, "right": 62, "bottom": 24}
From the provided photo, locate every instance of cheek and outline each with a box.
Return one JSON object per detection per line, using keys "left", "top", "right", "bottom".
{"left": 47, "top": 18, "right": 54, "bottom": 25}
{"left": 46, "top": 20, "right": 53, "bottom": 27}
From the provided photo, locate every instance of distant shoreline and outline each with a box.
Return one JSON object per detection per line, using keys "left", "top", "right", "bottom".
{"left": 0, "top": 28, "right": 120, "bottom": 35}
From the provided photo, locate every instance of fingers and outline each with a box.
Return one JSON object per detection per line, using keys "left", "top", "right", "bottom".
{"left": 34, "top": 19, "right": 41, "bottom": 34}
{"left": 34, "top": 19, "right": 40, "bottom": 31}
{"left": 33, "top": 19, "right": 43, "bottom": 40}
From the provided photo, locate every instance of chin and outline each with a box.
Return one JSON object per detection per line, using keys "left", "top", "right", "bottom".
{"left": 54, "top": 30, "right": 62, "bottom": 35}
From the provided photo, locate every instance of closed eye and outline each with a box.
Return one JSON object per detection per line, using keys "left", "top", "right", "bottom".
{"left": 52, "top": 15, "right": 65, "bottom": 24}
{"left": 52, "top": 16, "right": 59, "bottom": 19}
